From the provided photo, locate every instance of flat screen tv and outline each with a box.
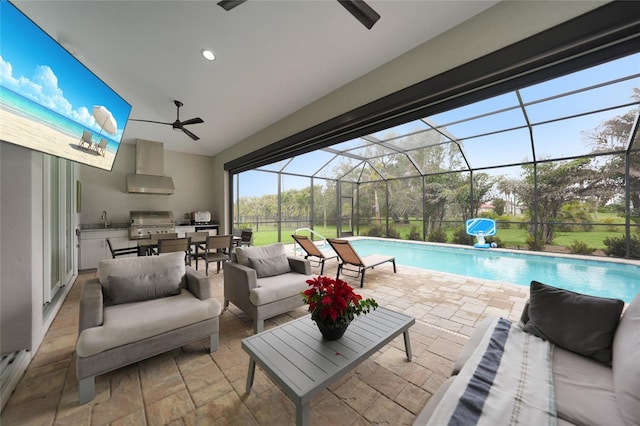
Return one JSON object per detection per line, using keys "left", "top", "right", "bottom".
{"left": 0, "top": 0, "right": 131, "bottom": 171}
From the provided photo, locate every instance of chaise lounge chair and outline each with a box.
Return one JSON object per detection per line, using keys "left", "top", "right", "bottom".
{"left": 327, "top": 238, "right": 396, "bottom": 288}
{"left": 292, "top": 234, "right": 338, "bottom": 275}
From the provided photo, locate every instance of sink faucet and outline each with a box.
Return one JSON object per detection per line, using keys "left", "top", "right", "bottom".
{"left": 101, "top": 210, "right": 108, "bottom": 228}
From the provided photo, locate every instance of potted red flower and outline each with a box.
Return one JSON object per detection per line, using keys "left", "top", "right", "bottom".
{"left": 302, "top": 275, "right": 378, "bottom": 340}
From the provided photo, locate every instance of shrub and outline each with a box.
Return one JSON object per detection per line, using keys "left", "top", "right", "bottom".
{"left": 408, "top": 225, "right": 422, "bottom": 241}
{"left": 496, "top": 215, "right": 513, "bottom": 230}
{"left": 386, "top": 227, "right": 400, "bottom": 239}
{"left": 602, "top": 217, "right": 618, "bottom": 233}
{"left": 526, "top": 234, "right": 545, "bottom": 251}
{"left": 568, "top": 240, "right": 595, "bottom": 255}
{"left": 479, "top": 211, "right": 499, "bottom": 220}
{"left": 451, "top": 226, "right": 474, "bottom": 246}
{"left": 603, "top": 234, "right": 640, "bottom": 259}
{"left": 485, "top": 236, "right": 505, "bottom": 248}
{"left": 427, "top": 228, "right": 447, "bottom": 243}
{"left": 364, "top": 224, "right": 384, "bottom": 237}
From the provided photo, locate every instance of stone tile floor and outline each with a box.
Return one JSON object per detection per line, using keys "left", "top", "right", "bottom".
{"left": 1, "top": 258, "right": 528, "bottom": 425}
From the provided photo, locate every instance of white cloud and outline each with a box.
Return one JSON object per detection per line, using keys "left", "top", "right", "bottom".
{"left": 0, "top": 56, "right": 19, "bottom": 87}
{"left": 0, "top": 55, "right": 100, "bottom": 131}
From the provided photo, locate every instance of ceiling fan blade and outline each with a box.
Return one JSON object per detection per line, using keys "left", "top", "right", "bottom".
{"left": 181, "top": 117, "right": 204, "bottom": 126}
{"left": 129, "top": 118, "right": 173, "bottom": 125}
{"left": 218, "top": 0, "right": 247, "bottom": 11}
{"left": 338, "top": 0, "right": 380, "bottom": 29}
{"left": 182, "top": 127, "right": 200, "bottom": 141}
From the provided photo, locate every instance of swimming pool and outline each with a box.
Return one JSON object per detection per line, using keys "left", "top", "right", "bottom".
{"left": 342, "top": 238, "right": 639, "bottom": 303}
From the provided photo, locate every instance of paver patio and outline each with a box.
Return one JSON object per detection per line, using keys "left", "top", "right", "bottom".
{"left": 1, "top": 255, "right": 529, "bottom": 425}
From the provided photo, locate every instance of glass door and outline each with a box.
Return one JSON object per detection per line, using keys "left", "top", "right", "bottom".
{"left": 43, "top": 156, "right": 75, "bottom": 304}
{"left": 338, "top": 180, "right": 355, "bottom": 237}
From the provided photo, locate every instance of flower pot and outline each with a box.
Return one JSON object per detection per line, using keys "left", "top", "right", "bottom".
{"left": 315, "top": 320, "right": 350, "bottom": 341}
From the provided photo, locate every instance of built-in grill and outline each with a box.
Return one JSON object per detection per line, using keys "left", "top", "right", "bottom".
{"left": 129, "top": 210, "right": 176, "bottom": 240}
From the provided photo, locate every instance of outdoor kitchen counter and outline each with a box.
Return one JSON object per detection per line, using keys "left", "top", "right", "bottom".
{"left": 79, "top": 226, "right": 133, "bottom": 270}
{"left": 80, "top": 223, "right": 130, "bottom": 231}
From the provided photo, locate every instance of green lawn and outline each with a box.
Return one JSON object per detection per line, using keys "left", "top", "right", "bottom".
{"left": 245, "top": 221, "right": 630, "bottom": 252}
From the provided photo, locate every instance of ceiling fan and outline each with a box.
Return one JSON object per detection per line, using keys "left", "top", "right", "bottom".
{"left": 130, "top": 100, "right": 204, "bottom": 141}
{"left": 217, "top": 0, "right": 381, "bottom": 30}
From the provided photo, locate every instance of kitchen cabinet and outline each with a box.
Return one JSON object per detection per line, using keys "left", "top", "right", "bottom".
{"left": 79, "top": 229, "right": 135, "bottom": 269}
{"left": 176, "top": 225, "right": 218, "bottom": 237}
{"left": 175, "top": 226, "right": 195, "bottom": 237}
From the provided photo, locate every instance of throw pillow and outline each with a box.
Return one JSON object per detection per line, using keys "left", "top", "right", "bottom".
{"left": 248, "top": 254, "right": 291, "bottom": 278}
{"left": 612, "top": 294, "right": 640, "bottom": 425}
{"left": 105, "top": 266, "right": 183, "bottom": 305}
{"left": 235, "top": 243, "right": 286, "bottom": 267}
{"left": 523, "top": 280, "right": 624, "bottom": 364}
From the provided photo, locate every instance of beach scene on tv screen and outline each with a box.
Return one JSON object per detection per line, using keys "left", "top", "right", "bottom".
{"left": 0, "top": 0, "right": 131, "bottom": 171}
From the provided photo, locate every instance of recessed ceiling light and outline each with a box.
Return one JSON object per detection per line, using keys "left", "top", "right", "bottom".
{"left": 201, "top": 49, "right": 215, "bottom": 61}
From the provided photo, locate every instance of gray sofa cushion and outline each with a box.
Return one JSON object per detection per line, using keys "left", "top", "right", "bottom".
{"left": 612, "top": 294, "right": 640, "bottom": 426}
{"left": 552, "top": 346, "right": 625, "bottom": 426}
{"left": 106, "top": 266, "right": 183, "bottom": 305}
{"left": 248, "top": 254, "right": 291, "bottom": 278}
{"left": 76, "top": 290, "right": 222, "bottom": 358}
{"left": 98, "top": 252, "right": 186, "bottom": 288}
{"left": 523, "top": 280, "right": 624, "bottom": 364}
{"left": 235, "top": 243, "right": 285, "bottom": 267}
{"left": 249, "top": 272, "right": 309, "bottom": 306}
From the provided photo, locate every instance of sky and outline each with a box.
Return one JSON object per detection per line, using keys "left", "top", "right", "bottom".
{"left": 238, "top": 52, "right": 639, "bottom": 198}
{"left": 0, "top": 0, "right": 131, "bottom": 142}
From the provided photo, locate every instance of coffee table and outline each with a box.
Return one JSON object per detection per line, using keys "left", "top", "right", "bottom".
{"left": 241, "top": 306, "right": 415, "bottom": 426}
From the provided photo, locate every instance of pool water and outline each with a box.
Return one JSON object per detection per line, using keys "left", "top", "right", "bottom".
{"left": 343, "top": 238, "right": 640, "bottom": 303}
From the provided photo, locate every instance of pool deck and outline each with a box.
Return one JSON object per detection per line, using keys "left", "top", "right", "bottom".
{"left": 2, "top": 256, "right": 532, "bottom": 425}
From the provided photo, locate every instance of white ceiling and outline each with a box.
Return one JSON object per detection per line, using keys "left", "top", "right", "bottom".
{"left": 14, "top": 0, "right": 498, "bottom": 157}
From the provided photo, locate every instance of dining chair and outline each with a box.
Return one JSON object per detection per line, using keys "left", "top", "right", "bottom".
{"left": 240, "top": 230, "right": 253, "bottom": 247}
{"left": 186, "top": 231, "right": 209, "bottom": 267}
{"left": 157, "top": 237, "right": 192, "bottom": 265}
{"left": 146, "top": 233, "right": 179, "bottom": 255}
{"left": 106, "top": 238, "right": 138, "bottom": 258}
{"left": 194, "top": 234, "right": 233, "bottom": 275}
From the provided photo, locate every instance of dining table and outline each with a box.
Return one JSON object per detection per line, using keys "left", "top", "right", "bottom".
{"left": 136, "top": 234, "right": 241, "bottom": 270}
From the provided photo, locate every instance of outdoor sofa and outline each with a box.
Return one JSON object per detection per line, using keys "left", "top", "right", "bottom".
{"left": 414, "top": 281, "right": 640, "bottom": 425}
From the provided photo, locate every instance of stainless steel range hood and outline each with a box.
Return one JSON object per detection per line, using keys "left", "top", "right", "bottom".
{"left": 127, "top": 139, "right": 175, "bottom": 195}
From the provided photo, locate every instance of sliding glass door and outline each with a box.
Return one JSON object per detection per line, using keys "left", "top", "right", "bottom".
{"left": 43, "top": 156, "right": 75, "bottom": 304}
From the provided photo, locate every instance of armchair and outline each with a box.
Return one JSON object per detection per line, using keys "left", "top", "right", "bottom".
{"left": 223, "top": 243, "right": 311, "bottom": 333}
{"left": 75, "top": 252, "right": 221, "bottom": 404}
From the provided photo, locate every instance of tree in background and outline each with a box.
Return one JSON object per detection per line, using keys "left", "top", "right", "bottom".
{"left": 583, "top": 102, "right": 640, "bottom": 226}
{"left": 517, "top": 158, "right": 592, "bottom": 244}
{"left": 496, "top": 177, "right": 521, "bottom": 216}
{"left": 451, "top": 172, "right": 496, "bottom": 222}
{"left": 492, "top": 198, "right": 506, "bottom": 216}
